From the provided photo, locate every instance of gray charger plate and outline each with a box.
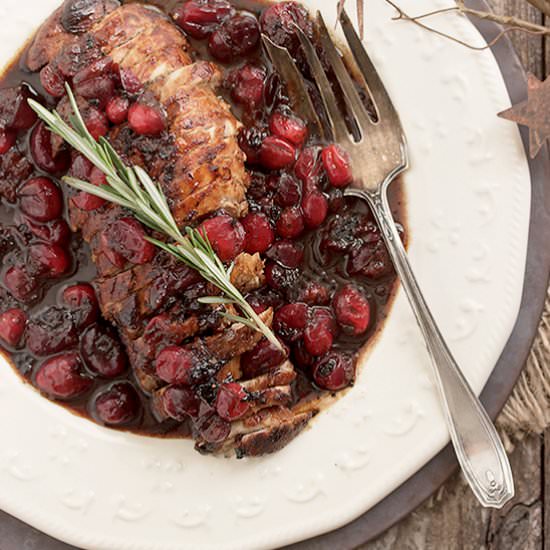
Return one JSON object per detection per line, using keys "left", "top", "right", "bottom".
{"left": 1, "top": 1, "right": 549, "bottom": 548}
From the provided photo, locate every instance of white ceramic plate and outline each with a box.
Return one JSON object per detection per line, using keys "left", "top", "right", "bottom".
{"left": 0, "top": 1, "right": 530, "bottom": 549}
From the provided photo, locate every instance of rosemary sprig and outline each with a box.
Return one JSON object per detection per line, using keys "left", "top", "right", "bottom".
{"left": 28, "top": 85, "right": 281, "bottom": 350}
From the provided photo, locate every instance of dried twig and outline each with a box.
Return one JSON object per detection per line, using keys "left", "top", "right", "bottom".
{"left": 525, "top": 0, "right": 550, "bottom": 17}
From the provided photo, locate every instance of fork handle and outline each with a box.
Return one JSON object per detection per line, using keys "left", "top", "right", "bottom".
{"left": 354, "top": 186, "right": 514, "bottom": 508}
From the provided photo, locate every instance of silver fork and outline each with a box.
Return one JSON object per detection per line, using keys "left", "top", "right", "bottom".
{"left": 264, "top": 10, "right": 514, "bottom": 508}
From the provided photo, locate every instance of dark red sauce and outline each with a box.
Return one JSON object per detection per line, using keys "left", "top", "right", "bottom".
{"left": 0, "top": 0, "right": 406, "bottom": 444}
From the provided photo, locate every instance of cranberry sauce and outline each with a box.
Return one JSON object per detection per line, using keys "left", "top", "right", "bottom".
{"left": 0, "top": 0, "right": 405, "bottom": 438}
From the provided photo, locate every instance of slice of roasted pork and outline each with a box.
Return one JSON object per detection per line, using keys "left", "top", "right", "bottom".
{"left": 25, "top": 0, "right": 311, "bottom": 456}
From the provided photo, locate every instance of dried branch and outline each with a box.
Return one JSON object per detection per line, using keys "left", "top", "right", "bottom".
{"left": 525, "top": 0, "right": 550, "bottom": 17}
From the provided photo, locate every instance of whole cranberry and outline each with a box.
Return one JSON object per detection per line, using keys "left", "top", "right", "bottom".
{"left": 162, "top": 386, "right": 200, "bottom": 421}
{"left": 333, "top": 284, "right": 371, "bottom": 336}
{"left": 29, "top": 243, "right": 71, "bottom": 277}
{"left": 68, "top": 154, "right": 93, "bottom": 180}
{"left": 94, "top": 383, "right": 140, "bottom": 425}
{"left": 302, "top": 190, "right": 328, "bottom": 228}
{"left": 322, "top": 144, "right": 353, "bottom": 188}
{"left": 209, "top": 13, "right": 260, "bottom": 61}
{"left": 197, "top": 413, "right": 230, "bottom": 443}
{"left": 155, "top": 346, "right": 194, "bottom": 385}
{"left": 72, "top": 165, "right": 108, "bottom": 211}
{"left": 266, "top": 240, "right": 303, "bottom": 268}
{"left": 260, "top": 136, "right": 296, "bottom": 170}
{"left": 304, "top": 308, "right": 336, "bottom": 356}
{"left": 271, "top": 173, "right": 301, "bottom": 207}
{"left": 119, "top": 68, "right": 143, "bottom": 95}
{"left": 106, "top": 95, "right": 130, "bottom": 125}
{"left": 128, "top": 103, "right": 166, "bottom": 135}
{"left": 312, "top": 351, "right": 355, "bottom": 391}
{"left": 40, "top": 64, "right": 66, "bottom": 97}
{"left": 35, "top": 353, "right": 91, "bottom": 399}
{"left": 241, "top": 337, "right": 288, "bottom": 378}
{"left": 26, "top": 218, "right": 71, "bottom": 246}
{"left": 200, "top": 214, "right": 245, "bottom": 262}
{"left": 227, "top": 64, "right": 266, "bottom": 110}
{"left": 269, "top": 111, "right": 307, "bottom": 146}
{"left": 0, "top": 85, "right": 38, "bottom": 130}
{"left": 105, "top": 217, "right": 156, "bottom": 265}
{"left": 3, "top": 265, "right": 39, "bottom": 302}
{"left": 18, "top": 177, "right": 63, "bottom": 222}
{"left": 295, "top": 146, "right": 322, "bottom": 182}
{"left": 173, "top": 0, "right": 233, "bottom": 39}
{"left": 84, "top": 107, "right": 109, "bottom": 141}
{"left": 75, "top": 75, "right": 115, "bottom": 106}
{"left": 276, "top": 206, "right": 304, "bottom": 239}
{"left": 216, "top": 382, "right": 249, "bottom": 421}
{"left": 62, "top": 283, "right": 99, "bottom": 329}
{"left": 80, "top": 324, "right": 127, "bottom": 378}
{"left": 27, "top": 306, "right": 77, "bottom": 356}
{"left": 0, "top": 308, "right": 27, "bottom": 347}
{"left": 241, "top": 212, "right": 274, "bottom": 254}
{"left": 0, "top": 129, "right": 16, "bottom": 154}
{"left": 274, "top": 302, "right": 308, "bottom": 342}
{"left": 30, "top": 122, "right": 70, "bottom": 174}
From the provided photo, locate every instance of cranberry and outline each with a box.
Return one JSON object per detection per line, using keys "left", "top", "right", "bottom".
{"left": 29, "top": 243, "right": 71, "bottom": 277}
{"left": 276, "top": 206, "right": 304, "bottom": 239}
{"left": 269, "top": 111, "right": 307, "bottom": 146}
{"left": 241, "top": 212, "right": 274, "bottom": 254}
{"left": 73, "top": 57, "right": 114, "bottom": 84}
{"left": 227, "top": 64, "right": 265, "bottom": 110}
{"left": 0, "top": 129, "right": 16, "bottom": 154}
{"left": 304, "top": 308, "right": 336, "bottom": 356}
{"left": 0, "top": 308, "right": 27, "bottom": 347}
{"left": 271, "top": 173, "right": 301, "bottom": 207}
{"left": 80, "top": 324, "right": 127, "bottom": 378}
{"left": 75, "top": 76, "right": 115, "bottom": 106}
{"left": 18, "top": 177, "right": 63, "bottom": 222}
{"left": 100, "top": 232, "right": 126, "bottom": 268}
{"left": 241, "top": 338, "right": 288, "bottom": 378}
{"left": 295, "top": 146, "right": 322, "bottom": 182}
{"left": 266, "top": 240, "right": 303, "bottom": 268}
{"left": 264, "top": 261, "right": 299, "bottom": 291}
{"left": 322, "top": 144, "right": 353, "bottom": 187}
{"left": 68, "top": 154, "right": 93, "bottom": 180}
{"left": 40, "top": 64, "right": 66, "bottom": 97}
{"left": 0, "top": 85, "right": 38, "bottom": 130}
{"left": 128, "top": 103, "right": 165, "bottom": 136}
{"left": 302, "top": 190, "right": 328, "bottom": 228}
{"left": 260, "top": 2, "right": 313, "bottom": 54}
{"left": 27, "top": 307, "right": 77, "bottom": 356}
{"left": 260, "top": 136, "right": 296, "bottom": 170}
{"left": 216, "top": 382, "right": 249, "bottom": 421}
{"left": 30, "top": 122, "right": 70, "bottom": 174}
{"left": 312, "top": 351, "right": 355, "bottom": 391}
{"left": 105, "top": 217, "right": 156, "bottom": 265}
{"left": 209, "top": 13, "right": 260, "bottom": 61}
{"left": 155, "top": 346, "right": 194, "bottom": 385}
{"left": 238, "top": 125, "right": 267, "bottom": 164}
{"left": 3, "top": 265, "right": 38, "bottom": 302}
{"left": 105, "top": 95, "right": 130, "bottom": 125}
{"left": 26, "top": 218, "right": 71, "bottom": 246}
{"left": 84, "top": 107, "right": 109, "bottom": 141}
{"left": 119, "top": 68, "right": 143, "bottom": 95}
{"left": 293, "top": 340, "right": 315, "bottom": 370}
{"left": 333, "top": 284, "right": 371, "bottom": 336}
{"left": 162, "top": 386, "right": 200, "bottom": 420}
{"left": 72, "top": 165, "right": 108, "bottom": 211}
{"left": 94, "top": 383, "right": 140, "bottom": 425}
{"left": 173, "top": 0, "right": 233, "bottom": 38}
{"left": 200, "top": 214, "right": 245, "bottom": 262}
{"left": 274, "top": 302, "right": 308, "bottom": 342}
{"left": 35, "top": 353, "right": 91, "bottom": 399}
{"left": 297, "top": 281, "right": 330, "bottom": 306}
{"left": 197, "top": 413, "right": 230, "bottom": 443}
{"left": 62, "top": 283, "right": 99, "bottom": 329}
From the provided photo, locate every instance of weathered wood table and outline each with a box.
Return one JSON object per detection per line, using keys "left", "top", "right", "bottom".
{"left": 362, "top": 1, "right": 549, "bottom": 547}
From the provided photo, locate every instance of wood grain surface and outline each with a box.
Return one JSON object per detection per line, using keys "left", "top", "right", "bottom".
{"left": 362, "top": 1, "right": 549, "bottom": 548}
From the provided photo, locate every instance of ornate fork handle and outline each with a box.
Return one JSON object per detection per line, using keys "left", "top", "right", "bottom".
{"left": 349, "top": 182, "right": 515, "bottom": 509}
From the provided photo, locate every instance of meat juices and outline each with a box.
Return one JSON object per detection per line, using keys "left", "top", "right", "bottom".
{"left": 0, "top": 0, "right": 404, "bottom": 457}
